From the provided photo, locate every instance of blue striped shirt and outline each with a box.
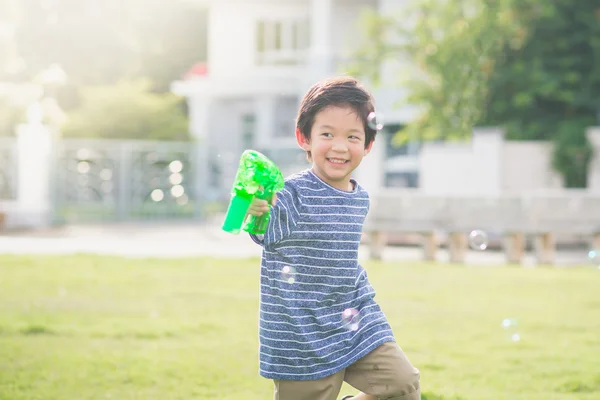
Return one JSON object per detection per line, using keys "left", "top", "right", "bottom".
{"left": 249, "top": 169, "right": 395, "bottom": 381}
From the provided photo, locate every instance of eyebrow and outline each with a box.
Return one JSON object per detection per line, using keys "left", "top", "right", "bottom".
{"left": 319, "top": 125, "right": 364, "bottom": 134}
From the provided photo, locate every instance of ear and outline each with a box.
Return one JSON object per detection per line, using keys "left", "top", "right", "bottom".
{"left": 295, "top": 128, "right": 311, "bottom": 151}
{"left": 363, "top": 138, "right": 375, "bottom": 156}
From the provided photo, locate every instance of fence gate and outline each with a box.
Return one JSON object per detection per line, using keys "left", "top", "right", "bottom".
{"left": 51, "top": 139, "right": 203, "bottom": 223}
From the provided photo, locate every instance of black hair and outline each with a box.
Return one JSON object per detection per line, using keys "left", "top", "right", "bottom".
{"left": 295, "top": 76, "right": 378, "bottom": 159}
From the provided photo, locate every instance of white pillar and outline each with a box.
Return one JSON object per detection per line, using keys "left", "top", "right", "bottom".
{"left": 306, "top": 0, "right": 333, "bottom": 84}
{"left": 586, "top": 127, "right": 600, "bottom": 191}
{"left": 187, "top": 95, "right": 212, "bottom": 217}
{"left": 15, "top": 121, "right": 53, "bottom": 227}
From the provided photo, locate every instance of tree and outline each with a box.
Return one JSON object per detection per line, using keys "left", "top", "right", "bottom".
{"left": 61, "top": 79, "right": 189, "bottom": 141}
{"left": 348, "top": 0, "right": 529, "bottom": 142}
{"left": 349, "top": 0, "right": 600, "bottom": 187}
{"left": 481, "top": 1, "right": 600, "bottom": 187}
{"left": 0, "top": 0, "right": 207, "bottom": 140}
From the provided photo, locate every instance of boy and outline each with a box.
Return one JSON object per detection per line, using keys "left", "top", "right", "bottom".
{"left": 247, "top": 76, "right": 420, "bottom": 400}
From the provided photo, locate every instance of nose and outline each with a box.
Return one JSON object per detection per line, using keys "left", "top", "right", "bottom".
{"left": 331, "top": 138, "right": 348, "bottom": 153}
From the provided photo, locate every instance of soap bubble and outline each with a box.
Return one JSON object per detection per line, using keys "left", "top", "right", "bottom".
{"left": 501, "top": 318, "right": 520, "bottom": 342}
{"left": 501, "top": 318, "right": 517, "bottom": 329}
{"left": 588, "top": 250, "right": 600, "bottom": 267}
{"left": 367, "top": 112, "right": 385, "bottom": 131}
{"left": 468, "top": 230, "right": 488, "bottom": 251}
{"left": 280, "top": 266, "right": 297, "bottom": 284}
{"left": 341, "top": 308, "right": 360, "bottom": 331}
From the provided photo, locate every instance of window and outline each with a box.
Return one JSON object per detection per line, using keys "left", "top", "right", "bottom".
{"left": 383, "top": 124, "right": 422, "bottom": 157}
{"left": 385, "top": 172, "right": 419, "bottom": 188}
{"left": 256, "top": 19, "right": 309, "bottom": 65}
{"left": 241, "top": 114, "right": 256, "bottom": 149}
{"left": 274, "top": 96, "right": 298, "bottom": 137}
{"left": 383, "top": 124, "right": 421, "bottom": 188}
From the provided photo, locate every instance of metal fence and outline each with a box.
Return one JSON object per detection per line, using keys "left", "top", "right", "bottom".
{"left": 51, "top": 139, "right": 203, "bottom": 223}
{"left": 0, "top": 137, "right": 309, "bottom": 225}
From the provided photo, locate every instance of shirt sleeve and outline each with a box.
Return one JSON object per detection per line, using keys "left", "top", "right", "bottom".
{"left": 249, "top": 182, "right": 303, "bottom": 247}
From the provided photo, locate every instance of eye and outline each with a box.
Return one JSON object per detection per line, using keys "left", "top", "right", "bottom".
{"left": 321, "top": 132, "right": 333, "bottom": 137}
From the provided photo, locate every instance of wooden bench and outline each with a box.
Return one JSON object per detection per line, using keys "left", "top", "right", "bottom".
{"left": 442, "top": 196, "right": 527, "bottom": 263}
{"left": 524, "top": 194, "right": 600, "bottom": 264}
{"left": 364, "top": 190, "right": 600, "bottom": 265}
{"left": 364, "top": 190, "right": 449, "bottom": 261}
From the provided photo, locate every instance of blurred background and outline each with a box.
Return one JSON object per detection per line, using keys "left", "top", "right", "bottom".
{"left": 0, "top": 0, "right": 599, "bottom": 263}
{"left": 1, "top": 2, "right": 600, "bottom": 399}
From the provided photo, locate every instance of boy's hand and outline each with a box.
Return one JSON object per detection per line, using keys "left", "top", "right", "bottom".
{"left": 247, "top": 194, "right": 278, "bottom": 216}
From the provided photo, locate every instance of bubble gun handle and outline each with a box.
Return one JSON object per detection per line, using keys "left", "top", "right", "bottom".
{"left": 221, "top": 150, "right": 284, "bottom": 235}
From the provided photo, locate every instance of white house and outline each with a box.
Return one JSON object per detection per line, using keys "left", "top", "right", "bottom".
{"left": 170, "top": 0, "right": 419, "bottom": 198}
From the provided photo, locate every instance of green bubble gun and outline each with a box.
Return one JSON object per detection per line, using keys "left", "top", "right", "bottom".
{"left": 221, "top": 150, "right": 285, "bottom": 235}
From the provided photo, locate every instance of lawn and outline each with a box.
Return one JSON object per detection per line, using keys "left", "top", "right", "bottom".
{"left": 0, "top": 255, "right": 599, "bottom": 400}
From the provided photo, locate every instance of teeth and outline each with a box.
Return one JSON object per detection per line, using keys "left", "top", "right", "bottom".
{"left": 328, "top": 158, "right": 346, "bottom": 164}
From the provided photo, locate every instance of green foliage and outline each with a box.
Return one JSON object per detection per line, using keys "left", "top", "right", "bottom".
{"left": 350, "top": 0, "right": 600, "bottom": 187}
{"left": 1, "top": 255, "right": 599, "bottom": 399}
{"left": 1, "top": 0, "right": 206, "bottom": 143}
{"left": 551, "top": 119, "right": 595, "bottom": 188}
{"left": 61, "top": 79, "right": 189, "bottom": 140}
{"left": 348, "top": 0, "right": 529, "bottom": 143}
{"left": 482, "top": 1, "right": 600, "bottom": 187}
{"left": 131, "top": 0, "right": 209, "bottom": 92}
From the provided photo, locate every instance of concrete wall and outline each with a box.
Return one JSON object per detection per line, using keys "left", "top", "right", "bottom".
{"left": 419, "top": 142, "right": 477, "bottom": 196}
{"left": 419, "top": 128, "right": 573, "bottom": 196}
{"left": 331, "top": 0, "right": 378, "bottom": 58}
{"left": 207, "top": 0, "right": 309, "bottom": 80}
{"left": 502, "top": 141, "right": 563, "bottom": 194}
{"left": 419, "top": 129, "right": 505, "bottom": 196}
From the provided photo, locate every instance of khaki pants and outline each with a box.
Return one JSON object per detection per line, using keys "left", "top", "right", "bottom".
{"left": 273, "top": 342, "right": 420, "bottom": 400}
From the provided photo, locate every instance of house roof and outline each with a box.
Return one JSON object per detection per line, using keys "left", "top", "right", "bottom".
{"left": 184, "top": 62, "right": 208, "bottom": 80}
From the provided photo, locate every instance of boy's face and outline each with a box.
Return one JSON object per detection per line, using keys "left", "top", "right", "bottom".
{"left": 296, "top": 106, "right": 373, "bottom": 191}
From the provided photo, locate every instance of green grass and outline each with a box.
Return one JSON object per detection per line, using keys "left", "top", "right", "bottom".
{"left": 0, "top": 255, "right": 599, "bottom": 400}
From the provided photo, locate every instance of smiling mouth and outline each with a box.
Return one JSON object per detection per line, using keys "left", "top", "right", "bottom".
{"left": 327, "top": 158, "right": 349, "bottom": 164}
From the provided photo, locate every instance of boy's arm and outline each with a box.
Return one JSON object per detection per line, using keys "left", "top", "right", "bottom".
{"left": 246, "top": 196, "right": 272, "bottom": 246}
